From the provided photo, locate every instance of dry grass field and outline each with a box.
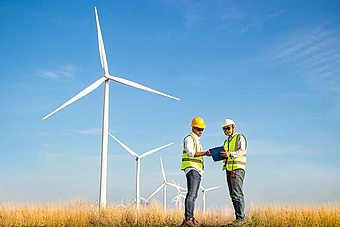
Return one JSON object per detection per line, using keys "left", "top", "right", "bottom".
{"left": 0, "top": 200, "right": 339, "bottom": 226}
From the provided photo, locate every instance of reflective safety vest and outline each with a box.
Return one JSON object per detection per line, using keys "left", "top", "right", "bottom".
{"left": 181, "top": 133, "right": 204, "bottom": 172}
{"left": 223, "top": 133, "right": 247, "bottom": 171}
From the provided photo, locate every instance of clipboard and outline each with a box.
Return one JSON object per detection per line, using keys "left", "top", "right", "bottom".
{"left": 209, "top": 146, "right": 225, "bottom": 162}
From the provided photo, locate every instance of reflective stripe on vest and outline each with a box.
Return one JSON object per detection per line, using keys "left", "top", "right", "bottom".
{"left": 223, "top": 133, "right": 247, "bottom": 171}
{"left": 181, "top": 133, "right": 204, "bottom": 171}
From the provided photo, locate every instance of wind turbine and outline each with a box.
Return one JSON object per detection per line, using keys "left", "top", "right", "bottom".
{"left": 171, "top": 180, "right": 186, "bottom": 210}
{"left": 42, "top": 7, "right": 179, "bottom": 209}
{"left": 108, "top": 132, "right": 173, "bottom": 209}
{"left": 200, "top": 185, "right": 222, "bottom": 213}
{"left": 147, "top": 157, "right": 180, "bottom": 211}
{"left": 117, "top": 198, "right": 126, "bottom": 209}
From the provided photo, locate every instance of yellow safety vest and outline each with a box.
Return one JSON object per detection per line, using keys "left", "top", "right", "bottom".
{"left": 181, "top": 133, "right": 204, "bottom": 172}
{"left": 223, "top": 133, "right": 247, "bottom": 171}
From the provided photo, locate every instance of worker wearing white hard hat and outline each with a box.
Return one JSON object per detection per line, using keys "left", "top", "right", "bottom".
{"left": 219, "top": 119, "right": 247, "bottom": 223}
{"left": 181, "top": 117, "right": 211, "bottom": 227}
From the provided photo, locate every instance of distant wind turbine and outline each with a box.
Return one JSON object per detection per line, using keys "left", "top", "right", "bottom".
{"left": 200, "top": 185, "right": 222, "bottom": 213}
{"left": 108, "top": 133, "right": 173, "bottom": 209}
{"left": 117, "top": 198, "right": 126, "bottom": 209}
{"left": 147, "top": 157, "right": 181, "bottom": 211}
{"left": 171, "top": 180, "right": 186, "bottom": 210}
{"left": 42, "top": 7, "right": 179, "bottom": 209}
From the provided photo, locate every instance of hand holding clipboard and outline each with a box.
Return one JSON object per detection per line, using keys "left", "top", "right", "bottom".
{"left": 209, "top": 146, "right": 225, "bottom": 162}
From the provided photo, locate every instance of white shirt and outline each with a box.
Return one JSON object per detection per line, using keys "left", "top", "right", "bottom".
{"left": 183, "top": 132, "right": 204, "bottom": 175}
{"left": 228, "top": 132, "right": 247, "bottom": 159}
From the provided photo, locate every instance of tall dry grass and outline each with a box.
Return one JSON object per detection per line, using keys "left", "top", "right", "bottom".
{"left": 0, "top": 199, "right": 339, "bottom": 226}
{"left": 250, "top": 202, "right": 340, "bottom": 227}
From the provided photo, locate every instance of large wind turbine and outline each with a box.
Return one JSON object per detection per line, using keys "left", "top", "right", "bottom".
{"left": 200, "top": 185, "right": 222, "bottom": 213}
{"left": 147, "top": 157, "right": 180, "bottom": 211}
{"left": 42, "top": 7, "right": 179, "bottom": 209}
{"left": 108, "top": 133, "right": 173, "bottom": 209}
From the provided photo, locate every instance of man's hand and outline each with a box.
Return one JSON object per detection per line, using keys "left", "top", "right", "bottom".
{"left": 220, "top": 151, "right": 230, "bottom": 158}
{"left": 205, "top": 150, "right": 211, "bottom": 156}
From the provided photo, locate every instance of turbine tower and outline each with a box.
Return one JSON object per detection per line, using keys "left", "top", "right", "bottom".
{"left": 200, "top": 185, "right": 222, "bottom": 213}
{"left": 42, "top": 7, "right": 179, "bottom": 209}
{"left": 147, "top": 157, "right": 180, "bottom": 211}
{"left": 109, "top": 133, "right": 173, "bottom": 209}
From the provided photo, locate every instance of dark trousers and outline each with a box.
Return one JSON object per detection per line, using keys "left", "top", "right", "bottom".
{"left": 226, "top": 169, "right": 245, "bottom": 221}
{"left": 184, "top": 169, "right": 201, "bottom": 220}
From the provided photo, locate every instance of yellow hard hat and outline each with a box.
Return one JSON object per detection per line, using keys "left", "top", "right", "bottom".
{"left": 191, "top": 117, "right": 206, "bottom": 128}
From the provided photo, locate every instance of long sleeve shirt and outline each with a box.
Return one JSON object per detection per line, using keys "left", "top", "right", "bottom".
{"left": 228, "top": 132, "right": 247, "bottom": 159}
{"left": 183, "top": 133, "right": 204, "bottom": 175}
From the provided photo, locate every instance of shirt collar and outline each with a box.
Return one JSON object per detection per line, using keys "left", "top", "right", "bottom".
{"left": 191, "top": 132, "right": 200, "bottom": 140}
{"left": 228, "top": 132, "right": 238, "bottom": 140}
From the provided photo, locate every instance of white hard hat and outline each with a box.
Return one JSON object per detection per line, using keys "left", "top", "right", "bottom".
{"left": 222, "top": 119, "right": 235, "bottom": 128}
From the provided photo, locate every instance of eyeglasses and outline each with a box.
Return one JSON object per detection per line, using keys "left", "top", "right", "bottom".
{"left": 223, "top": 126, "right": 232, "bottom": 132}
{"left": 194, "top": 127, "right": 204, "bottom": 132}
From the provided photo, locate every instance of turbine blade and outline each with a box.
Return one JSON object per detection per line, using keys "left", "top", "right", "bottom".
{"left": 172, "top": 180, "right": 180, "bottom": 191}
{"left": 108, "top": 132, "right": 139, "bottom": 157}
{"left": 147, "top": 183, "right": 164, "bottom": 201}
{"left": 94, "top": 7, "right": 109, "bottom": 74}
{"left": 160, "top": 157, "right": 166, "bottom": 182}
{"left": 178, "top": 186, "right": 186, "bottom": 191}
{"left": 166, "top": 182, "right": 177, "bottom": 188}
{"left": 205, "top": 185, "right": 222, "bottom": 192}
{"left": 106, "top": 74, "right": 180, "bottom": 101}
{"left": 42, "top": 77, "right": 106, "bottom": 120}
{"left": 140, "top": 142, "right": 173, "bottom": 158}
{"left": 140, "top": 197, "right": 149, "bottom": 202}
{"left": 167, "top": 182, "right": 186, "bottom": 191}
{"left": 200, "top": 185, "right": 205, "bottom": 191}
{"left": 171, "top": 197, "right": 177, "bottom": 203}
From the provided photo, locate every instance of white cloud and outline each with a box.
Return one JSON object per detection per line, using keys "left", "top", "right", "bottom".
{"left": 70, "top": 128, "right": 102, "bottom": 135}
{"left": 219, "top": 2, "right": 288, "bottom": 33}
{"left": 268, "top": 9, "right": 289, "bottom": 18}
{"left": 165, "top": 1, "right": 288, "bottom": 33}
{"left": 38, "top": 64, "right": 77, "bottom": 79}
{"left": 221, "top": 2, "right": 247, "bottom": 20}
{"left": 261, "top": 24, "right": 340, "bottom": 91}
{"left": 251, "top": 21, "right": 340, "bottom": 122}
{"left": 184, "top": 2, "right": 202, "bottom": 28}
{"left": 38, "top": 70, "right": 59, "bottom": 78}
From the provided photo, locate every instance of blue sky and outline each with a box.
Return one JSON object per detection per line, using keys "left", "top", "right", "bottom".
{"left": 1, "top": 0, "right": 340, "bottom": 209}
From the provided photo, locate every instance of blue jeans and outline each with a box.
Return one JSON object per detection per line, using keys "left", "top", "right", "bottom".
{"left": 185, "top": 169, "right": 201, "bottom": 220}
{"left": 226, "top": 169, "right": 245, "bottom": 221}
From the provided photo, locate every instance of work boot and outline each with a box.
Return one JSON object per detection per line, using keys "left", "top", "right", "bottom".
{"left": 230, "top": 219, "right": 244, "bottom": 226}
{"left": 192, "top": 218, "right": 202, "bottom": 226}
{"left": 182, "top": 218, "right": 196, "bottom": 227}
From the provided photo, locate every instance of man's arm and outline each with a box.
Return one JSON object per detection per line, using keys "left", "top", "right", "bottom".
{"left": 220, "top": 135, "right": 246, "bottom": 158}
{"left": 194, "top": 150, "right": 211, "bottom": 157}
{"left": 184, "top": 136, "right": 210, "bottom": 157}
{"left": 229, "top": 135, "right": 246, "bottom": 158}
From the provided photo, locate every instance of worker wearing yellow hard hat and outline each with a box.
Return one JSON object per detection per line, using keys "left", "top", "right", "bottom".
{"left": 181, "top": 117, "right": 211, "bottom": 227}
